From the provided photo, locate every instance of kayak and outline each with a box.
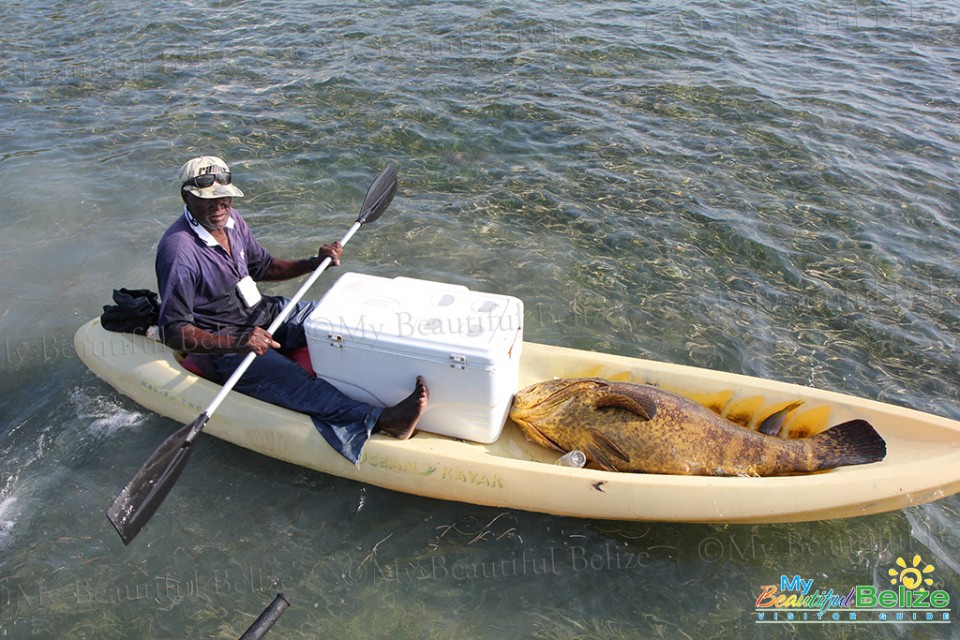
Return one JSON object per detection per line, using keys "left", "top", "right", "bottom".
{"left": 75, "top": 317, "right": 960, "bottom": 523}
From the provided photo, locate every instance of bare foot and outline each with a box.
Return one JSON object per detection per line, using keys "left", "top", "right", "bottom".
{"left": 376, "top": 376, "right": 428, "bottom": 439}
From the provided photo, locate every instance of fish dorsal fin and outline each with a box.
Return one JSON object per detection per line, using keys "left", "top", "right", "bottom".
{"left": 584, "top": 428, "right": 632, "bottom": 471}
{"left": 592, "top": 391, "right": 656, "bottom": 421}
{"left": 758, "top": 400, "right": 805, "bottom": 436}
{"left": 541, "top": 379, "right": 606, "bottom": 407}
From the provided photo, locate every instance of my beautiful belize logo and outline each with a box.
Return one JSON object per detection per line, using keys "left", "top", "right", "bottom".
{"left": 755, "top": 555, "right": 951, "bottom": 624}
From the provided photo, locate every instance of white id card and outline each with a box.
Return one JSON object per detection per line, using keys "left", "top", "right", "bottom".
{"left": 236, "top": 275, "right": 263, "bottom": 308}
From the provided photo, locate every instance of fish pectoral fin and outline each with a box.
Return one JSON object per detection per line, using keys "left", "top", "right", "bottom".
{"left": 758, "top": 400, "right": 805, "bottom": 436}
{"left": 593, "top": 392, "right": 657, "bottom": 421}
{"left": 583, "top": 428, "right": 631, "bottom": 471}
{"left": 585, "top": 445, "right": 618, "bottom": 471}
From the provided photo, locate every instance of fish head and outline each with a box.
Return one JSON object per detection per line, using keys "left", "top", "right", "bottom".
{"left": 511, "top": 377, "right": 605, "bottom": 415}
{"left": 509, "top": 378, "right": 607, "bottom": 451}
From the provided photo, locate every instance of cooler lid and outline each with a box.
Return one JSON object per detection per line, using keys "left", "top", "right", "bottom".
{"left": 307, "top": 272, "right": 523, "bottom": 368}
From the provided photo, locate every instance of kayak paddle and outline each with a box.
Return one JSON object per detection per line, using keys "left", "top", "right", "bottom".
{"left": 240, "top": 593, "right": 291, "bottom": 640}
{"left": 106, "top": 165, "right": 399, "bottom": 545}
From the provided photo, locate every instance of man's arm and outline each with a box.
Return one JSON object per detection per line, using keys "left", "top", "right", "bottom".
{"left": 261, "top": 241, "right": 342, "bottom": 281}
{"left": 165, "top": 324, "right": 279, "bottom": 357}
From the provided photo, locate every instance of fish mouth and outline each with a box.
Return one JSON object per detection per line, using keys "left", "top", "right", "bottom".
{"left": 511, "top": 379, "right": 609, "bottom": 454}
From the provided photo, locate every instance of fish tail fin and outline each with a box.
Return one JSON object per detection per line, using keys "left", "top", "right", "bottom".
{"left": 809, "top": 419, "right": 886, "bottom": 469}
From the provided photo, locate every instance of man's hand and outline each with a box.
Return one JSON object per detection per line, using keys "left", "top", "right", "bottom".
{"left": 319, "top": 241, "right": 342, "bottom": 267}
{"left": 262, "top": 240, "right": 344, "bottom": 281}
{"left": 243, "top": 326, "right": 281, "bottom": 356}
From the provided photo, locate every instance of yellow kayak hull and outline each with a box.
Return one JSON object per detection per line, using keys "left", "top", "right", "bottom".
{"left": 75, "top": 318, "right": 960, "bottom": 523}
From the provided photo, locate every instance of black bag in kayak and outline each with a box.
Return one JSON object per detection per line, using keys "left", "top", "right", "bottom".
{"left": 101, "top": 288, "right": 160, "bottom": 335}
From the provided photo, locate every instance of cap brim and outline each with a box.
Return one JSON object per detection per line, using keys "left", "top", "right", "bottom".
{"left": 183, "top": 183, "right": 244, "bottom": 199}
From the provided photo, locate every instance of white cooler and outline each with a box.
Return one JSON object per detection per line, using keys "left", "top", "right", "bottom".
{"left": 304, "top": 273, "right": 524, "bottom": 442}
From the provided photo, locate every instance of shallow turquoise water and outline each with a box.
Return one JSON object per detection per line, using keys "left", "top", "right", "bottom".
{"left": 1, "top": 1, "right": 959, "bottom": 638}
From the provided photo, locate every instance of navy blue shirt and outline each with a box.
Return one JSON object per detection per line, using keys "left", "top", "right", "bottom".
{"left": 156, "top": 208, "right": 282, "bottom": 340}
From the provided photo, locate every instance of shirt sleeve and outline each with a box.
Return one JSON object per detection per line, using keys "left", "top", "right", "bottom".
{"left": 155, "top": 237, "right": 198, "bottom": 339}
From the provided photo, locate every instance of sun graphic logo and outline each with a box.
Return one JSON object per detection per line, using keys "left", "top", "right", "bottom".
{"left": 889, "top": 555, "right": 936, "bottom": 591}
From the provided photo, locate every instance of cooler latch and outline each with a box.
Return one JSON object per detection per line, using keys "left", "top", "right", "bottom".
{"left": 449, "top": 353, "right": 466, "bottom": 370}
{"left": 327, "top": 333, "right": 344, "bottom": 348}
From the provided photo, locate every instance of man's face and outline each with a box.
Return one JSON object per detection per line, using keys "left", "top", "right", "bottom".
{"left": 185, "top": 193, "right": 232, "bottom": 232}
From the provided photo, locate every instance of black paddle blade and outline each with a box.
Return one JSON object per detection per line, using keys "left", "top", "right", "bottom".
{"left": 358, "top": 165, "right": 397, "bottom": 225}
{"left": 106, "top": 416, "right": 205, "bottom": 545}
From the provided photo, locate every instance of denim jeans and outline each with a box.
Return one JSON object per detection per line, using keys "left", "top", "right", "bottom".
{"left": 209, "top": 298, "right": 381, "bottom": 464}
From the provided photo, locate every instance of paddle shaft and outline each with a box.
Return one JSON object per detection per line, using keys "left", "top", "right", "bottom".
{"left": 187, "top": 219, "right": 362, "bottom": 445}
{"left": 239, "top": 593, "right": 291, "bottom": 640}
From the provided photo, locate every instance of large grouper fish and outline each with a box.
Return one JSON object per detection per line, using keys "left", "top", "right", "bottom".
{"left": 509, "top": 378, "right": 887, "bottom": 476}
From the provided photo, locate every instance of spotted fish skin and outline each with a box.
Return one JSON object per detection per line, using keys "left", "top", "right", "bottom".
{"left": 509, "top": 378, "right": 887, "bottom": 477}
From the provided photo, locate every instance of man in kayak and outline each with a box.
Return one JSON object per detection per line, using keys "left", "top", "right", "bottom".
{"left": 155, "top": 155, "right": 428, "bottom": 463}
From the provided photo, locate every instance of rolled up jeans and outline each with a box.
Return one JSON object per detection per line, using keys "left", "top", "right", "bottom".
{"left": 208, "top": 299, "right": 381, "bottom": 464}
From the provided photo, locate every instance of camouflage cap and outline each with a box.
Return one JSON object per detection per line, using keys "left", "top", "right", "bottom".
{"left": 178, "top": 156, "right": 244, "bottom": 199}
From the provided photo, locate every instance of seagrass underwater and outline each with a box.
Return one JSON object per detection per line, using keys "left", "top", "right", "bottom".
{"left": 338, "top": 542, "right": 658, "bottom": 588}
{"left": 0, "top": 566, "right": 291, "bottom": 616}
{"left": 4, "top": 539, "right": 951, "bottom": 627}
{"left": 0, "top": 543, "right": 653, "bottom": 622}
